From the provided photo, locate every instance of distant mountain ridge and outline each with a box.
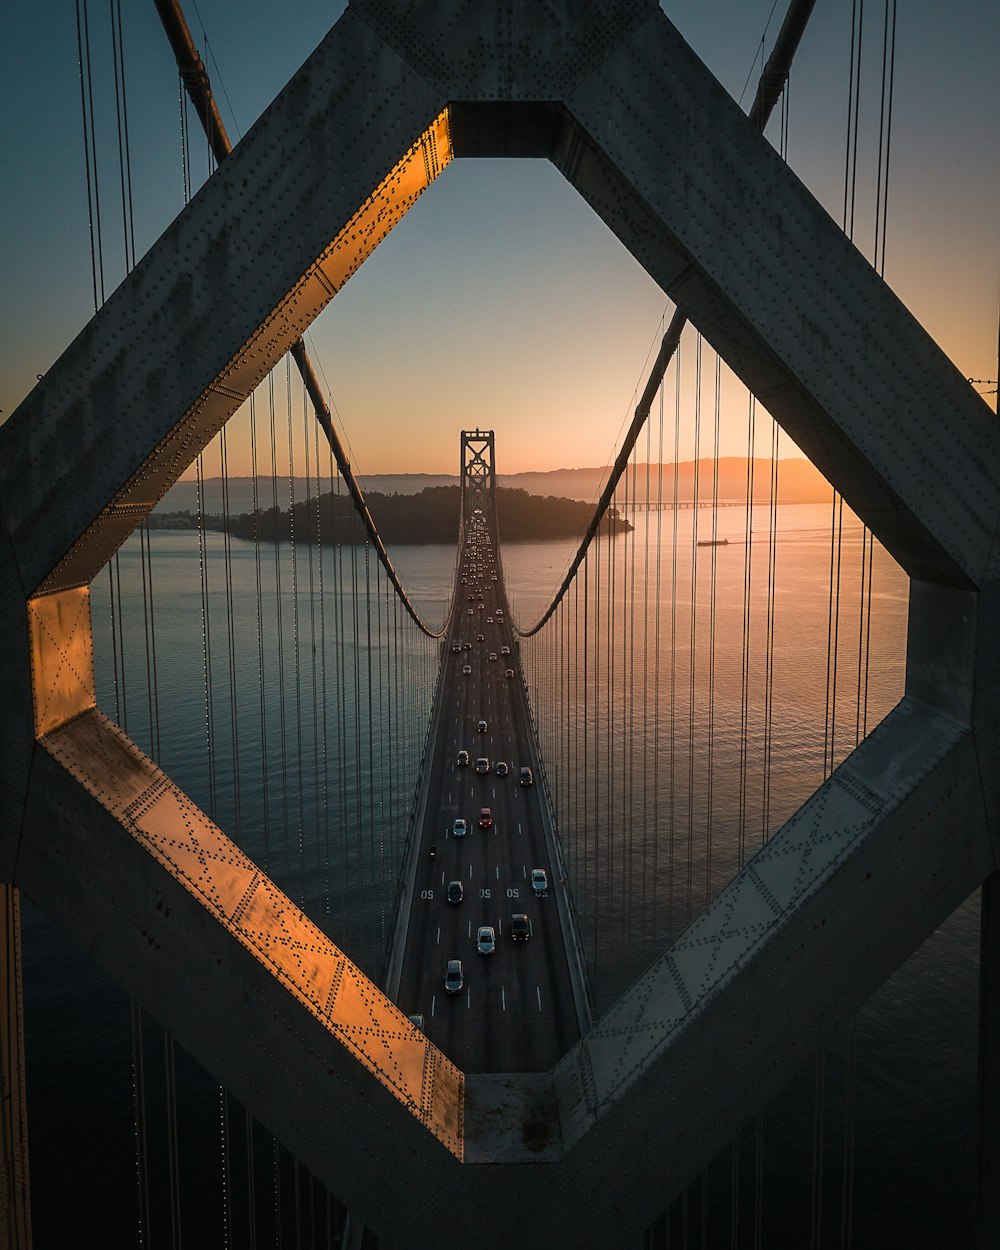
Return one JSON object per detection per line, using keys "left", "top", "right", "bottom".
{"left": 157, "top": 458, "right": 831, "bottom": 516}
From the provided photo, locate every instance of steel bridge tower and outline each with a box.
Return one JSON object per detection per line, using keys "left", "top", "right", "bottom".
{"left": 1, "top": 1, "right": 998, "bottom": 1246}
{"left": 460, "top": 428, "right": 497, "bottom": 520}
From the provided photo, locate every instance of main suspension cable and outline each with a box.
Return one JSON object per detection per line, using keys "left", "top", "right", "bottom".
{"left": 519, "top": 0, "right": 818, "bottom": 638}
{"left": 152, "top": 0, "right": 440, "bottom": 638}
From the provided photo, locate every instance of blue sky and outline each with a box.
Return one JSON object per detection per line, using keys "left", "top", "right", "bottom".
{"left": 2, "top": 1, "right": 997, "bottom": 474}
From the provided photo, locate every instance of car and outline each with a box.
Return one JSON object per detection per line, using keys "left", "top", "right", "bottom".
{"left": 511, "top": 913, "right": 532, "bottom": 941}
{"left": 457, "top": 749, "right": 469, "bottom": 766}
{"left": 479, "top": 807, "right": 493, "bottom": 828}
{"left": 496, "top": 609, "right": 503, "bottom": 617}
{"left": 531, "top": 868, "right": 548, "bottom": 895}
{"left": 519, "top": 766, "right": 534, "bottom": 786}
{"left": 447, "top": 880, "right": 464, "bottom": 904}
{"left": 477, "top": 718, "right": 487, "bottom": 732}
{"left": 467, "top": 608, "right": 474, "bottom": 615}
{"left": 408, "top": 1013, "right": 425, "bottom": 1030}
{"left": 475, "top": 756, "right": 490, "bottom": 774}
{"left": 476, "top": 926, "right": 496, "bottom": 955}
{"left": 462, "top": 664, "right": 472, "bottom": 675}
{"left": 444, "top": 959, "right": 463, "bottom": 994}
{"left": 488, "top": 652, "right": 498, "bottom": 661}
{"left": 505, "top": 668, "right": 515, "bottom": 678}
{"left": 451, "top": 643, "right": 461, "bottom": 653}
{"left": 463, "top": 641, "right": 472, "bottom": 650}
{"left": 495, "top": 761, "right": 509, "bottom": 777}
{"left": 500, "top": 645, "right": 511, "bottom": 655}
{"left": 476, "top": 633, "right": 485, "bottom": 642}
{"left": 452, "top": 818, "right": 467, "bottom": 838}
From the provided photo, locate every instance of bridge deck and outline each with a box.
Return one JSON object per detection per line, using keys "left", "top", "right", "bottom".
{"left": 393, "top": 508, "right": 582, "bottom": 1072}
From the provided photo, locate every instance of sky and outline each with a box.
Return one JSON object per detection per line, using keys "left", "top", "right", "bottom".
{"left": 1, "top": 1, "right": 997, "bottom": 477}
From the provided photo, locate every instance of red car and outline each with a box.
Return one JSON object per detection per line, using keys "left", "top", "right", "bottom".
{"left": 479, "top": 807, "right": 493, "bottom": 829}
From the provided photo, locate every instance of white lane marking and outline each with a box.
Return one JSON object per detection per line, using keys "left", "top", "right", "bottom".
{"left": 436, "top": 926, "right": 441, "bottom": 945}
{"left": 495, "top": 865, "right": 500, "bottom": 879}
{"left": 518, "top": 823, "right": 522, "bottom": 835}
{"left": 467, "top": 988, "right": 472, "bottom": 1009}
{"left": 536, "top": 986, "right": 542, "bottom": 1012}
{"left": 469, "top": 863, "right": 474, "bottom": 878}
{"left": 501, "top": 986, "right": 506, "bottom": 1012}
{"left": 468, "top": 920, "right": 472, "bottom": 937}
{"left": 431, "top": 994, "right": 437, "bottom": 1017}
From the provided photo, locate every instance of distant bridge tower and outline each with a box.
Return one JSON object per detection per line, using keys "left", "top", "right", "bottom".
{"left": 460, "top": 428, "right": 496, "bottom": 520}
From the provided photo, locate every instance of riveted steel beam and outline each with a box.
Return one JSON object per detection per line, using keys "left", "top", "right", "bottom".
{"left": 0, "top": 1, "right": 997, "bottom": 1245}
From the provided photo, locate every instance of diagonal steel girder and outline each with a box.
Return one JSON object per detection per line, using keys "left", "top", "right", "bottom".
{"left": 1, "top": 2, "right": 999, "bottom": 1246}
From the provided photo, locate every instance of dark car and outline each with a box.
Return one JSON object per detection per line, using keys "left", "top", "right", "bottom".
{"left": 444, "top": 959, "right": 463, "bottom": 994}
{"left": 495, "top": 761, "right": 509, "bottom": 777}
{"left": 457, "top": 749, "right": 469, "bottom": 766}
{"left": 477, "top": 718, "right": 488, "bottom": 732}
{"left": 479, "top": 807, "right": 493, "bottom": 828}
{"left": 519, "top": 766, "right": 534, "bottom": 786}
{"left": 447, "top": 880, "right": 464, "bottom": 904}
{"left": 511, "top": 913, "right": 532, "bottom": 941}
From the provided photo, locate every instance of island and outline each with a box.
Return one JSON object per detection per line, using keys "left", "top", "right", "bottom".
{"left": 147, "top": 484, "right": 631, "bottom": 545}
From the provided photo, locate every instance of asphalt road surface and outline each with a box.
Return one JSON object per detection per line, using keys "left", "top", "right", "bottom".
{"left": 395, "top": 507, "right": 580, "bottom": 1072}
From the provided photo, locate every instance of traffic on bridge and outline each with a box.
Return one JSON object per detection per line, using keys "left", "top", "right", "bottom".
{"left": 392, "top": 447, "right": 584, "bottom": 1072}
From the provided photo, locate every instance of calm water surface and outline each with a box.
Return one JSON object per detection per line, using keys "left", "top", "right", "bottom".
{"left": 20, "top": 507, "right": 979, "bottom": 1247}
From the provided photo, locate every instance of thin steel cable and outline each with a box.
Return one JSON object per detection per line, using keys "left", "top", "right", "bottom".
{"left": 130, "top": 1003, "right": 151, "bottom": 1248}
{"left": 269, "top": 373, "right": 291, "bottom": 884}
{"left": 75, "top": 0, "right": 106, "bottom": 306}
{"left": 165, "top": 1030, "right": 182, "bottom": 1250}
{"left": 705, "top": 353, "right": 721, "bottom": 911}
{"left": 286, "top": 362, "right": 306, "bottom": 909}
{"left": 108, "top": 0, "right": 136, "bottom": 272}
{"left": 738, "top": 398, "right": 756, "bottom": 872}
{"left": 249, "top": 394, "right": 273, "bottom": 874}
{"left": 668, "top": 349, "right": 681, "bottom": 937}
{"left": 642, "top": 409, "right": 652, "bottom": 960}
{"left": 686, "top": 336, "right": 703, "bottom": 927}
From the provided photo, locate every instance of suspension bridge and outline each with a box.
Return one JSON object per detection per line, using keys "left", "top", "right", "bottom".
{"left": 1, "top": 0, "right": 999, "bottom": 1246}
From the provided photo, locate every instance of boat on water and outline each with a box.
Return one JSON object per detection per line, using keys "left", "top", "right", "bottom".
{"left": 696, "top": 537, "right": 729, "bottom": 547}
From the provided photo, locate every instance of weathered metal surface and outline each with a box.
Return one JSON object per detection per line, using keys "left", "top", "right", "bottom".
{"left": 557, "top": 10, "right": 1000, "bottom": 588}
{"left": 35, "top": 709, "right": 464, "bottom": 1156}
{"left": 0, "top": 9, "right": 450, "bottom": 596}
{"left": 0, "top": 0, "right": 996, "bottom": 1245}
{"left": 27, "top": 588, "right": 94, "bottom": 737}
{"left": 551, "top": 702, "right": 992, "bottom": 1232}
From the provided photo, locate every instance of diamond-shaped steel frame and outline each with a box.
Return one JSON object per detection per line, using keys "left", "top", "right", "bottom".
{"left": 2, "top": 2, "right": 998, "bottom": 1246}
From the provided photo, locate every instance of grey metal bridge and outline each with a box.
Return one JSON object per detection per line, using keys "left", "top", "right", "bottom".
{"left": 1, "top": 1, "right": 999, "bottom": 1246}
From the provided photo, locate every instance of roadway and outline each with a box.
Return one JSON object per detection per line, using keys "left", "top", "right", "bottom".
{"left": 394, "top": 507, "right": 581, "bottom": 1072}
